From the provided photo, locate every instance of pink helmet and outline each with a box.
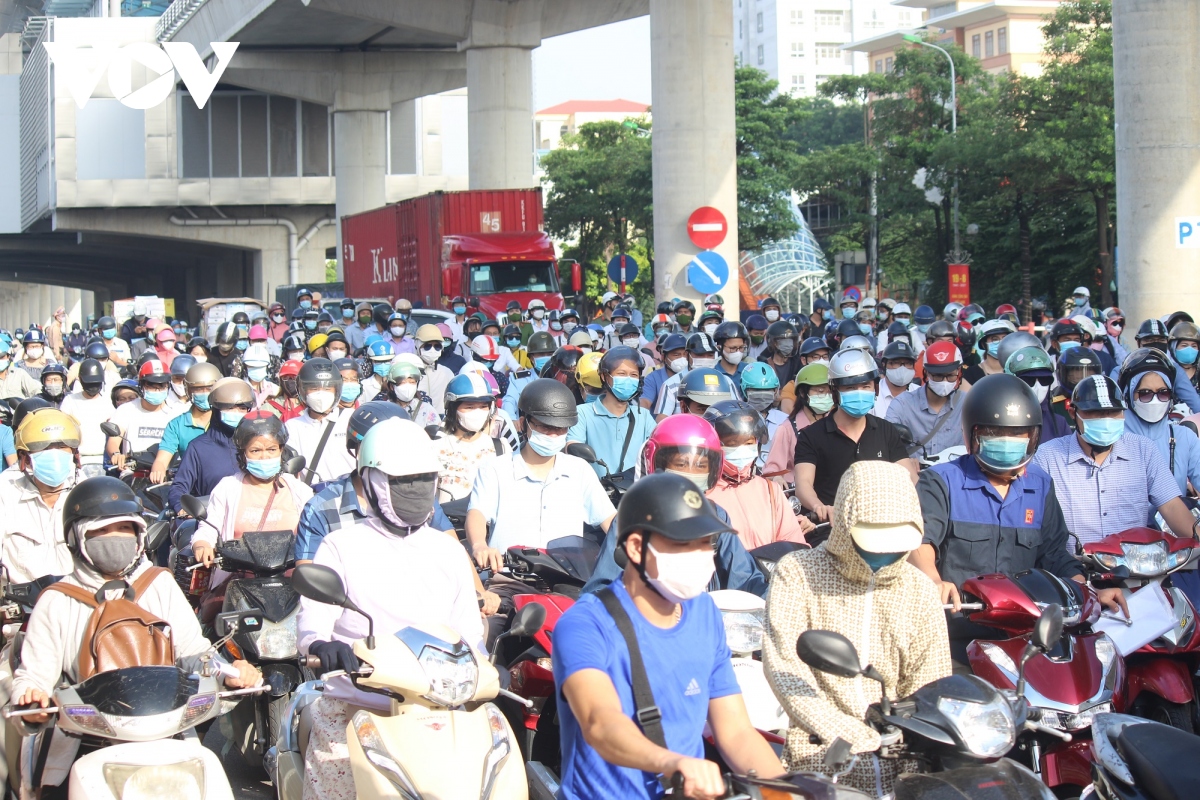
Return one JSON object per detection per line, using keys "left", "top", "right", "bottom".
{"left": 640, "top": 414, "right": 723, "bottom": 491}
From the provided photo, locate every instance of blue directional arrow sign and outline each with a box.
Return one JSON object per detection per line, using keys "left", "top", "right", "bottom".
{"left": 687, "top": 251, "right": 728, "bottom": 294}
{"left": 606, "top": 253, "right": 640, "bottom": 285}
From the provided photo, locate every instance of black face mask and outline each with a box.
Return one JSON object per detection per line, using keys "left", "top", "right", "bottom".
{"left": 1146, "top": 341, "right": 1169, "bottom": 354}
{"left": 364, "top": 470, "right": 437, "bottom": 533}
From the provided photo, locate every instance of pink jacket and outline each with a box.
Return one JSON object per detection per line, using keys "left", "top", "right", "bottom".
{"left": 762, "top": 412, "right": 818, "bottom": 479}
{"left": 707, "top": 475, "right": 806, "bottom": 550}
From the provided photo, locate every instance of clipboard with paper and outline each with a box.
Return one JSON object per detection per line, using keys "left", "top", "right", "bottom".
{"left": 1093, "top": 585, "right": 1178, "bottom": 656}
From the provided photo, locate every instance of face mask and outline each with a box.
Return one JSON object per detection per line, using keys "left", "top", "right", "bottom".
{"left": 245, "top": 456, "right": 281, "bottom": 480}
{"left": 272, "top": 314, "right": 286, "bottom": 323}
{"left": 775, "top": 340, "right": 795, "bottom": 356}
{"left": 326, "top": 346, "right": 348, "bottom": 359}
{"left": 527, "top": 428, "right": 566, "bottom": 457}
{"left": 43, "top": 382, "right": 63, "bottom": 397}
{"left": 723, "top": 443, "right": 759, "bottom": 469}
{"left": 194, "top": 354, "right": 208, "bottom": 363}
{"left": 746, "top": 389, "right": 775, "bottom": 412}
{"left": 1146, "top": 340, "right": 1169, "bottom": 354}
{"left": 822, "top": 310, "right": 834, "bottom": 322}
{"left": 808, "top": 393, "right": 835, "bottom": 414}
{"left": 811, "top": 358, "right": 830, "bottom": 367}
{"left": 723, "top": 350, "right": 744, "bottom": 366}
{"left": 691, "top": 356, "right": 716, "bottom": 370}
{"left": 645, "top": 541, "right": 715, "bottom": 604}
{"left": 610, "top": 375, "right": 639, "bottom": 402}
{"left": 853, "top": 543, "right": 905, "bottom": 572}
{"left": 412, "top": 349, "right": 439, "bottom": 368}
{"left": 703, "top": 323, "right": 719, "bottom": 335}
{"left": 25, "top": 346, "right": 42, "bottom": 360}
{"left": 299, "top": 300, "right": 312, "bottom": 310}
{"left": 394, "top": 383, "right": 417, "bottom": 403}
{"left": 1176, "top": 346, "right": 1199, "bottom": 366}
{"left": 29, "top": 449, "right": 73, "bottom": 488}
{"left": 1080, "top": 416, "right": 1124, "bottom": 447}
{"left": 764, "top": 310, "right": 780, "bottom": 322}
{"left": 1134, "top": 397, "right": 1170, "bottom": 424}
{"left": 143, "top": 389, "right": 168, "bottom": 406}
{"left": 886, "top": 366, "right": 915, "bottom": 387}
{"left": 192, "top": 392, "right": 211, "bottom": 411}
{"left": 304, "top": 320, "right": 317, "bottom": 331}
{"left": 102, "top": 329, "right": 116, "bottom": 340}
{"left": 929, "top": 378, "right": 958, "bottom": 397}
{"left": 453, "top": 305, "right": 467, "bottom": 315}
{"left": 917, "top": 324, "right": 931, "bottom": 335}
{"left": 0, "top": 359, "right": 9, "bottom": 372}
{"left": 306, "top": 390, "right": 337, "bottom": 414}
{"left": 668, "top": 357, "right": 688, "bottom": 374}
{"left": 857, "top": 323, "right": 873, "bottom": 336}
{"left": 457, "top": 406, "right": 491, "bottom": 432}
{"left": 579, "top": 346, "right": 592, "bottom": 355}
{"left": 341, "top": 383, "right": 362, "bottom": 404}
{"left": 358, "top": 314, "right": 372, "bottom": 326}
{"left": 563, "top": 321, "right": 577, "bottom": 334}
{"left": 533, "top": 355, "right": 551, "bottom": 373}
{"left": 341, "top": 308, "right": 354, "bottom": 320}
{"left": 220, "top": 410, "right": 246, "bottom": 428}
{"left": 978, "top": 436, "right": 1030, "bottom": 470}
{"left": 750, "top": 334, "right": 765, "bottom": 346}
{"left": 1073, "top": 297, "right": 1086, "bottom": 307}
{"left": 665, "top": 468, "right": 710, "bottom": 492}
{"left": 1057, "top": 340, "right": 1080, "bottom": 353}
{"left": 365, "top": 469, "right": 437, "bottom": 530}
{"left": 842, "top": 307, "right": 856, "bottom": 319}
{"left": 390, "top": 325, "right": 406, "bottom": 338}
{"left": 1031, "top": 382, "right": 1049, "bottom": 403}
{"left": 84, "top": 534, "right": 141, "bottom": 576}
{"left": 986, "top": 341, "right": 1001, "bottom": 360}
{"left": 246, "top": 367, "right": 267, "bottom": 383}
{"left": 622, "top": 336, "right": 640, "bottom": 348}
{"left": 169, "top": 381, "right": 185, "bottom": 397}
{"left": 506, "top": 337, "right": 522, "bottom": 349}
{"left": 373, "top": 362, "right": 390, "bottom": 377}
{"left": 676, "top": 314, "right": 693, "bottom": 327}
{"left": 838, "top": 389, "right": 875, "bottom": 417}
{"left": 532, "top": 309, "right": 545, "bottom": 320}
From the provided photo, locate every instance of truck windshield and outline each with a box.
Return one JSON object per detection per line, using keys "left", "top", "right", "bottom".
{"left": 470, "top": 261, "right": 558, "bottom": 294}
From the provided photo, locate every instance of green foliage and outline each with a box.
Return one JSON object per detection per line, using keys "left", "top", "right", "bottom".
{"left": 734, "top": 67, "right": 803, "bottom": 251}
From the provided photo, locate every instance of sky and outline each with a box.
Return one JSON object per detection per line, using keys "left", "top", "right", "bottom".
{"left": 532, "top": 16, "right": 652, "bottom": 112}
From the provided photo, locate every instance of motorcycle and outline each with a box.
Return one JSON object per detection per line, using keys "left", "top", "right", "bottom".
{"left": 3, "top": 611, "right": 268, "bottom": 799}
{"left": 271, "top": 563, "right": 542, "bottom": 800}
{"left": 961, "top": 569, "right": 1124, "bottom": 793}
{"left": 1079, "top": 527, "right": 1200, "bottom": 732}
{"left": 710, "top": 590, "right": 788, "bottom": 735}
{"left": 99, "top": 421, "right": 179, "bottom": 503}
{"left": 1081, "top": 712, "right": 1200, "bottom": 800}
{"left": 749, "top": 541, "right": 808, "bottom": 579}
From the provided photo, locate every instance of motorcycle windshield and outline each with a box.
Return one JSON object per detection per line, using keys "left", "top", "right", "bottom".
{"left": 218, "top": 529, "right": 296, "bottom": 572}
{"left": 73, "top": 666, "right": 199, "bottom": 716}
{"left": 894, "top": 760, "right": 1052, "bottom": 800}
{"left": 545, "top": 536, "right": 600, "bottom": 582}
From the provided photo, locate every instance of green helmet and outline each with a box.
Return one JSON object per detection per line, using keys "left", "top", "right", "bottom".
{"left": 795, "top": 363, "right": 830, "bottom": 386}
{"left": 1004, "top": 345, "right": 1053, "bottom": 376}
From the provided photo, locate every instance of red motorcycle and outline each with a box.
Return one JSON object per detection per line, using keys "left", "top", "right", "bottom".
{"left": 962, "top": 568, "right": 1125, "bottom": 794}
{"left": 1080, "top": 526, "right": 1200, "bottom": 732}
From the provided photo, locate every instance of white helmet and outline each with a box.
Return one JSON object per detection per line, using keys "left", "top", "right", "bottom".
{"left": 242, "top": 343, "right": 271, "bottom": 368}
{"left": 977, "top": 319, "right": 1016, "bottom": 339}
{"left": 828, "top": 348, "right": 879, "bottom": 387}
{"left": 357, "top": 418, "right": 439, "bottom": 475}
{"left": 839, "top": 335, "right": 874, "bottom": 354}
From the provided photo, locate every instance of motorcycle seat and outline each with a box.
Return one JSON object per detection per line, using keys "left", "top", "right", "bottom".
{"left": 1117, "top": 721, "right": 1200, "bottom": 800}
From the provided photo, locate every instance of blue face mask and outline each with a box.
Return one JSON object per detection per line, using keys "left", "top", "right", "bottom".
{"left": 191, "top": 392, "right": 211, "bottom": 411}
{"left": 143, "top": 389, "right": 168, "bottom": 406}
{"left": 1057, "top": 340, "right": 1080, "bottom": 353}
{"left": 102, "top": 329, "right": 116, "bottom": 340}
{"left": 977, "top": 436, "right": 1030, "bottom": 470}
{"left": 506, "top": 338, "right": 522, "bottom": 349}
{"left": 838, "top": 389, "right": 875, "bottom": 417}
{"left": 373, "top": 362, "right": 390, "bottom": 377}
{"left": 1176, "top": 345, "right": 1199, "bottom": 366}
{"left": 853, "top": 543, "right": 905, "bottom": 572}
{"left": 342, "top": 308, "right": 354, "bottom": 319}
{"left": 858, "top": 323, "right": 872, "bottom": 335}
{"left": 822, "top": 309, "right": 834, "bottom": 322}
{"left": 1081, "top": 416, "right": 1124, "bottom": 447}
{"left": 584, "top": 392, "right": 601, "bottom": 404}
{"left": 986, "top": 341, "right": 1001, "bottom": 359}
{"left": 299, "top": 300, "right": 312, "bottom": 310}
{"left": 533, "top": 356, "right": 551, "bottom": 373}
{"left": 842, "top": 307, "right": 857, "bottom": 319}
{"left": 245, "top": 457, "right": 281, "bottom": 480}
{"left": 1073, "top": 296, "right": 1086, "bottom": 307}
{"left": 221, "top": 410, "right": 246, "bottom": 429}
{"left": 246, "top": 366, "right": 267, "bottom": 382}
{"left": 453, "top": 305, "right": 467, "bottom": 315}
{"left": 235, "top": 340, "right": 249, "bottom": 352}
{"left": 918, "top": 323, "right": 931, "bottom": 334}
{"left": 341, "top": 383, "right": 362, "bottom": 403}
{"left": 304, "top": 320, "right": 317, "bottom": 331}
{"left": 609, "top": 375, "right": 639, "bottom": 402}
{"left": 30, "top": 449, "right": 73, "bottom": 488}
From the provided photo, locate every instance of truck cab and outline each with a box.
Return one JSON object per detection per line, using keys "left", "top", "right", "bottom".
{"left": 440, "top": 232, "right": 566, "bottom": 319}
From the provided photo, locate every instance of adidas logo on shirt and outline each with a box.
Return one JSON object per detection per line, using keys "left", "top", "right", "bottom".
{"left": 684, "top": 678, "right": 701, "bottom": 697}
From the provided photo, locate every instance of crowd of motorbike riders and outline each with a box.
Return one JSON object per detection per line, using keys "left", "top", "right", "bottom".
{"left": 0, "top": 284, "right": 1195, "bottom": 799}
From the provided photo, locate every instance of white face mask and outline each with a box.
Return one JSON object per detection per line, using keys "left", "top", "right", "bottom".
{"left": 645, "top": 541, "right": 715, "bottom": 604}
{"left": 419, "top": 348, "right": 440, "bottom": 365}
{"left": 929, "top": 378, "right": 958, "bottom": 397}
{"left": 171, "top": 381, "right": 187, "bottom": 397}
{"left": 622, "top": 336, "right": 640, "bottom": 348}
{"left": 691, "top": 356, "right": 716, "bottom": 370}
{"left": 390, "top": 325, "right": 406, "bottom": 338}
{"left": 764, "top": 310, "right": 780, "bottom": 322}
{"left": 563, "top": 321, "right": 577, "bottom": 333}
{"left": 668, "top": 357, "right": 688, "bottom": 374}
{"left": 1031, "top": 383, "right": 1049, "bottom": 403}
{"left": 328, "top": 347, "right": 347, "bottom": 359}
{"left": 1134, "top": 397, "right": 1169, "bottom": 424}
{"left": 722, "top": 443, "right": 758, "bottom": 468}
{"left": 532, "top": 309, "right": 545, "bottom": 320}
{"left": 457, "top": 406, "right": 492, "bottom": 432}
{"left": 665, "top": 468, "right": 709, "bottom": 491}
{"left": 703, "top": 323, "right": 719, "bottom": 335}
{"left": 723, "top": 350, "right": 744, "bottom": 366}
{"left": 886, "top": 366, "right": 915, "bottom": 387}
{"left": 194, "top": 355, "right": 207, "bottom": 363}
{"left": 305, "top": 389, "right": 336, "bottom": 414}
{"left": 394, "top": 383, "right": 417, "bottom": 403}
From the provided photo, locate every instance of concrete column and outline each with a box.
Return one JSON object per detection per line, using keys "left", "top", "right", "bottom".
{"left": 64, "top": 288, "right": 81, "bottom": 329}
{"left": 38, "top": 285, "right": 52, "bottom": 327}
{"left": 81, "top": 290, "right": 95, "bottom": 326}
{"left": 333, "top": 109, "right": 387, "bottom": 278}
{"left": 1114, "top": 0, "right": 1200, "bottom": 329}
{"left": 50, "top": 285, "right": 65, "bottom": 320}
{"left": 650, "top": 0, "right": 740, "bottom": 315}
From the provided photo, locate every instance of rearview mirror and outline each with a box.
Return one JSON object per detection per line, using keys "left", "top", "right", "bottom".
{"left": 796, "top": 630, "right": 863, "bottom": 679}
{"left": 292, "top": 563, "right": 348, "bottom": 607}
{"left": 509, "top": 602, "right": 547, "bottom": 638}
{"left": 180, "top": 494, "right": 207, "bottom": 522}
{"left": 566, "top": 442, "right": 598, "bottom": 463}
{"left": 100, "top": 421, "right": 121, "bottom": 438}
{"left": 1032, "top": 603, "right": 1064, "bottom": 652}
{"left": 283, "top": 455, "right": 306, "bottom": 476}
{"left": 145, "top": 520, "right": 170, "bottom": 553}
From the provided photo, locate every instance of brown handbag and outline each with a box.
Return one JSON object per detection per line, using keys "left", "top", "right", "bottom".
{"left": 44, "top": 568, "right": 175, "bottom": 680}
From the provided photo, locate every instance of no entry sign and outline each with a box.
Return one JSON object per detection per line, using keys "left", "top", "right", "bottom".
{"left": 687, "top": 207, "right": 728, "bottom": 250}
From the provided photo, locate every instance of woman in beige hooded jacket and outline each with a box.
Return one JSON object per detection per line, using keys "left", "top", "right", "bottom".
{"left": 764, "top": 460, "right": 951, "bottom": 798}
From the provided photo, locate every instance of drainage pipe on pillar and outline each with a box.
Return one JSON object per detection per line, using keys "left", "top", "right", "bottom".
{"left": 297, "top": 218, "right": 336, "bottom": 256}
{"left": 169, "top": 215, "right": 306, "bottom": 284}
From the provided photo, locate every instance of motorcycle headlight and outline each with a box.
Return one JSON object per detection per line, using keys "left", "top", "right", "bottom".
{"left": 103, "top": 758, "right": 205, "bottom": 800}
{"left": 418, "top": 646, "right": 478, "bottom": 707}
{"left": 721, "top": 609, "right": 764, "bottom": 655}
{"left": 1094, "top": 633, "right": 1117, "bottom": 672}
{"left": 937, "top": 695, "right": 1016, "bottom": 758}
{"left": 1063, "top": 702, "right": 1111, "bottom": 731}
{"left": 1167, "top": 548, "right": 1194, "bottom": 571}
{"left": 1122, "top": 542, "right": 1169, "bottom": 577}
{"left": 247, "top": 617, "right": 299, "bottom": 660}
{"left": 1091, "top": 551, "right": 1123, "bottom": 571}
{"left": 352, "top": 710, "right": 419, "bottom": 798}
{"left": 481, "top": 703, "right": 512, "bottom": 798}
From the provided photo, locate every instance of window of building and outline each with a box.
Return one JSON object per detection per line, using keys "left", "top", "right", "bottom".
{"left": 985, "top": 30, "right": 994, "bottom": 57}
{"left": 757, "top": 44, "right": 764, "bottom": 65}
{"left": 898, "top": 11, "right": 913, "bottom": 26}
{"left": 998, "top": 26, "right": 1008, "bottom": 55}
{"left": 815, "top": 75, "right": 833, "bottom": 88}
{"left": 864, "top": 9, "right": 883, "bottom": 29}
{"left": 790, "top": 9, "right": 802, "bottom": 25}
{"left": 972, "top": 34, "right": 981, "bottom": 58}
{"left": 814, "top": 10, "right": 843, "bottom": 29}
{"left": 791, "top": 74, "right": 805, "bottom": 93}
{"left": 815, "top": 42, "right": 842, "bottom": 62}
{"left": 885, "top": 56, "right": 894, "bottom": 72}
{"left": 791, "top": 41, "right": 804, "bottom": 58}
{"left": 875, "top": 59, "right": 883, "bottom": 73}
{"left": 757, "top": 12, "right": 763, "bottom": 32}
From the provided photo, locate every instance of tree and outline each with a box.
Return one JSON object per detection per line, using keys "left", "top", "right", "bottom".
{"left": 734, "top": 67, "right": 804, "bottom": 251}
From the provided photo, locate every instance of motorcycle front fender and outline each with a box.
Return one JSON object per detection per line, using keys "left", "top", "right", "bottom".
{"left": 69, "top": 739, "right": 232, "bottom": 800}
{"left": 1126, "top": 657, "right": 1194, "bottom": 706}
{"left": 1040, "top": 738, "right": 1094, "bottom": 790}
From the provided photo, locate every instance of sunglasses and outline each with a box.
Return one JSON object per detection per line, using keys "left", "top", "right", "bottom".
{"left": 421, "top": 342, "right": 443, "bottom": 352}
{"left": 1020, "top": 375, "right": 1054, "bottom": 388}
{"left": 1135, "top": 388, "right": 1173, "bottom": 402}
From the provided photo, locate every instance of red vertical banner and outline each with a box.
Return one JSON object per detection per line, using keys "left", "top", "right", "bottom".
{"left": 948, "top": 263, "right": 970, "bottom": 305}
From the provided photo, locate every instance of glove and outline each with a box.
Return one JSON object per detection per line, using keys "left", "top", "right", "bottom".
{"left": 308, "top": 640, "right": 360, "bottom": 675}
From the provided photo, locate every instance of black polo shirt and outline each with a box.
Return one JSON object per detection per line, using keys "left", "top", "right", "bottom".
{"left": 794, "top": 413, "right": 910, "bottom": 505}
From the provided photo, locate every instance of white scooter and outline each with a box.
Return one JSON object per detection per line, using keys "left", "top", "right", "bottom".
{"left": 709, "top": 590, "right": 788, "bottom": 735}
{"left": 2, "top": 611, "right": 267, "bottom": 799}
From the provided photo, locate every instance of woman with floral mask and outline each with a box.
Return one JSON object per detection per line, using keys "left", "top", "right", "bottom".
{"left": 703, "top": 401, "right": 810, "bottom": 550}
{"left": 762, "top": 363, "right": 832, "bottom": 488}
{"left": 432, "top": 372, "right": 510, "bottom": 501}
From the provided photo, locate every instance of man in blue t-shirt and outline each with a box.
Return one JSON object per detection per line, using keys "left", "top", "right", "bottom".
{"left": 553, "top": 472, "right": 783, "bottom": 800}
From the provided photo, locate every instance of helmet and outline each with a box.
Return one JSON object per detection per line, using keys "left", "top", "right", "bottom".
{"left": 372, "top": 303, "right": 393, "bottom": 329}
{"left": 77, "top": 358, "right": 105, "bottom": 389}
{"left": 995, "top": 303, "right": 1018, "bottom": 318}
{"left": 1003, "top": 345, "right": 1054, "bottom": 376}
{"left": 233, "top": 410, "right": 288, "bottom": 453}
{"left": 1050, "top": 320, "right": 1083, "bottom": 342}
{"left": 1164, "top": 311, "right": 1194, "bottom": 332}
{"left": 1072, "top": 374, "right": 1125, "bottom": 412}
{"left": 913, "top": 305, "right": 936, "bottom": 325}
{"left": 958, "top": 303, "right": 986, "bottom": 324}
{"left": 954, "top": 320, "right": 977, "bottom": 352}
{"left": 835, "top": 318, "right": 861, "bottom": 340}
{"left": 209, "top": 378, "right": 254, "bottom": 409}
{"left": 62, "top": 476, "right": 147, "bottom": 569}
{"left": 367, "top": 339, "right": 395, "bottom": 361}
{"left": 640, "top": 414, "right": 724, "bottom": 491}
{"left": 137, "top": 359, "right": 171, "bottom": 385}
{"left": 170, "top": 354, "right": 197, "bottom": 378}
{"left": 1135, "top": 318, "right": 1170, "bottom": 344}
{"left": 576, "top": 351, "right": 604, "bottom": 390}
{"left": 615, "top": 472, "right": 731, "bottom": 544}
{"left": 679, "top": 368, "right": 735, "bottom": 407}
{"left": 445, "top": 372, "right": 495, "bottom": 405}
{"left": 297, "top": 358, "right": 341, "bottom": 399}
{"left": 84, "top": 341, "right": 110, "bottom": 361}
{"left": 110, "top": 379, "right": 140, "bottom": 404}
{"left": 685, "top": 333, "right": 716, "bottom": 355}
{"left": 15, "top": 407, "right": 81, "bottom": 452}
{"left": 568, "top": 330, "right": 593, "bottom": 350}
{"left": 611, "top": 306, "right": 633, "bottom": 323}
{"left": 470, "top": 335, "right": 500, "bottom": 362}
{"left": 306, "top": 333, "right": 329, "bottom": 355}
{"left": 697, "top": 310, "right": 723, "bottom": 329}
{"left": 22, "top": 328, "right": 44, "bottom": 345}
{"left": 1117, "top": 347, "right": 1176, "bottom": 392}
{"left": 186, "top": 361, "right": 222, "bottom": 386}
{"left": 740, "top": 362, "right": 779, "bottom": 391}
{"left": 995, "top": 331, "right": 1043, "bottom": 371}
{"left": 12, "top": 397, "right": 51, "bottom": 432}
{"left": 517, "top": 378, "right": 579, "bottom": 428}
{"left": 926, "top": 320, "right": 956, "bottom": 342}
{"left": 296, "top": 287, "right": 313, "bottom": 301}
{"left": 943, "top": 302, "right": 964, "bottom": 320}
{"left": 541, "top": 347, "right": 584, "bottom": 397}
{"left": 617, "top": 322, "right": 641, "bottom": 341}
{"left": 977, "top": 319, "right": 1016, "bottom": 340}
{"left": 527, "top": 331, "right": 556, "bottom": 356}
{"left": 389, "top": 353, "right": 424, "bottom": 382}
{"left": 1170, "top": 321, "right": 1200, "bottom": 344}
{"left": 799, "top": 336, "right": 828, "bottom": 358}
{"left": 561, "top": 308, "right": 580, "bottom": 323}
{"left": 827, "top": 349, "right": 878, "bottom": 387}
{"left": 214, "top": 321, "right": 240, "bottom": 346}
{"left": 600, "top": 345, "right": 643, "bottom": 378}
{"left": 651, "top": 314, "right": 674, "bottom": 333}
{"left": 659, "top": 333, "right": 688, "bottom": 354}
{"left": 839, "top": 335, "right": 873, "bottom": 354}
{"left": 394, "top": 298, "right": 413, "bottom": 315}
{"left": 795, "top": 362, "right": 829, "bottom": 387}
{"left": 713, "top": 321, "right": 748, "bottom": 345}
{"left": 346, "top": 401, "right": 411, "bottom": 454}
{"left": 96, "top": 316, "right": 117, "bottom": 333}
{"left": 242, "top": 344, "right": 271, "bottom": 368}
{"left": 282, "top": 332, "right": 307, "bottom": 356}
{"left": 924, "top": 340, "right": 964, "bottom": 375}
{"left": 704, "top": 293, "right": 725, "bottom": 307}
{"left": 960, "top": 374, "right": 1042, "bottom": 473}
{"left": 1057, "top": 348, "right": 1103, "bottom": 396}
{"left": 767, "top": 320, "right": 798, "bottom": 343}
{"left": 501, "top": 323, "right": 522, "bottom": 343}
{"left": 882, "top": 339, "right": 916, "bottom": 362}
{"left": 704, "top": 400, "right": 768, "bottom": 446}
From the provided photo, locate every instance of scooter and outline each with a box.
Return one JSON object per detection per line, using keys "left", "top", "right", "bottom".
{"left": 961, "top": 569, "right": 1124, "bottom": 793}
{"left": 271, "top": 563, "right": 542, "bottom": 800}
{"left": 1081, "top": 712, "right": 1200, "bottom": 800}
{"left": 2, "top": 611, "right": 268, "bottom": 799}
{"left": 1079, "top": 526, "right": 1200, "bottom": 733}
{"left": 709, "top": 590, "right": 787, "bottom": 735}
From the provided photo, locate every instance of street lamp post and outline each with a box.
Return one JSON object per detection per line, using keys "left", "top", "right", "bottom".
{"left": 902, "top": 34, "right": 960, "bottom": 261}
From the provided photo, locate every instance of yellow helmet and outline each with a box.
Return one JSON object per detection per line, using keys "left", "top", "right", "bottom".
{"left": 15, "top": 408, "right": 81, "bottom": 452}
{"left": 306, "top": 333, "right": 329, "bottom": 354}
{"left": 576, "top": 351, "right": 604, "bottom": 389}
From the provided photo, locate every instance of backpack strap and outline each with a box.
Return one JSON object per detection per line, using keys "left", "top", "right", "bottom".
{"left": 596, "top": 587, "right": 667, "bottom": 749}
{"left": 42, "top": 582, "right": 99, "bottom": 608}
{"left": 492, "top": 437, "right": 504, "bottom": 456}
{"left": 130, "top": 567, "right": 169, "bottom": 600}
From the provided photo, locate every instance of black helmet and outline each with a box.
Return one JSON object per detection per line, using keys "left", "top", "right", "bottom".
{"left": 798, "top": 336, "right": 828, "bottom": 358}
{"left": 12, "top": 397, "right": 50, "bottom": 431}
{"left": 214, "top": 321, "right": 240, "bottom": 346}
{"left": 679, "top": 368, "right": 735, "bottom": 407}
{"left": 518, "top": 378, "right": 578, "bottom": 428}
{"left": 1057, "top": 347, "right": 1104, "bottom": 396}
{"left": 685, "top": 332, "right": 716, "bottom": 356}
{"left": 1071, "top": 374, "right": 1126, "bottom": 412}
{"left": 617, "top": 322, "right": 641, "bottom": 340}
{"left": 84, "top": 341, "right": 110, "bottom": 361}
{"left": 372, "top": 303, "right": 393, "bottom": 329}
{"left": 231, "top": 311, "right": 251, "bottom": 326}
{"left": 611, "top": 305, "right": 632, "bottom": 322}
{"left": 659, "top": 333, "right": 687, "bottom": 354}
{"left": 926, "top": 319, "right": 956, "bottom": 342}
{"left": 703, "top": 400, "right": 768, "bottom": 446}
{"left": 233, "top": 409, "right": 288, "bottom": 453}
{"left": 881, "top": 339, "right": 916, "bottom": 362}
{"left": 297, "top": 357, "right": 342, "bottom": 396}
{"left": 954, "top": 320, "right": 977, "bottom": 352}
{"left": 39, "top": 364, "right": 68, "bottom": 396}
{"left": 283, "top": 332, "right": 307, "bottom": 355}
{"left": 599, "top": 346, "right": 644, "bottom": 398}
{"left": 836, "top": 318, "right": 860, "bottom": 340}
{"left": 63, "top": 476, "right": 144, "bottom": 557}
{"left": 502, "top": 323, "right": 522, "bottom": 342}
{"left": 616, "top": 472, "right": 733, "bottom": 544}
{"left": 96, "top": 316, "right": 117, "bottom": 332}
{"left": 1165, "top": 311, "right": 1194, "bottom": 333}
{"left": 187, "top": 337, "right": 211, "bottom": 354}
{"left": 541, "top": 347, "right": 584, "bottom": 400}
{"left": 170, "top": 354, "right": 197, "bottom": 378}
{"left": 886, "top": 321, "right": 911, "bottom": 343}
{"left": 960, "top": 374, "right": 1042, "bottom": 473}
{"left": 1135, "top": 318, "right": 1170, "bottom": 343}
{"left": 995, "top": 331, "right": 1042, "bottom": 372}
{"left": 713, "top": 321, "right": 749, "bottom": 345}
{"left": 77, "top": 358, "right": 105, "bottom": 389}
{"left": 656, "top": 301, "right": 673, "bottom": 315}
{"left": 1050, "top": 319, "right": 1083, "bottom": 342}
{"left": 316, "top": 311, "right": 334, "bottom": 325}
{"left": 526, "top": 331, "right": 557, "bottom": 356}
{"left": 346, "top": 401, "right": 410, "bottom": 454}
{"left": 767, "top": 320, "right": 798, "bottom": 342}
{"left": 1117, "top": 347, "right": 1176, "bottom": 392}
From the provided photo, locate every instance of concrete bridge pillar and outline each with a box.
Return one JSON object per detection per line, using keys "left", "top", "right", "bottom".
{"left": 333, "top": 109, "right": 388, "bottom": 270}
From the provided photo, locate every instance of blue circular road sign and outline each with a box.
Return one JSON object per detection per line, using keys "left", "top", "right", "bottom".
{"left": 607, "top": 253, "right": 640, "bottom": 285}
{"left": 687, "top": 251, "right": 728, "bottom": 294}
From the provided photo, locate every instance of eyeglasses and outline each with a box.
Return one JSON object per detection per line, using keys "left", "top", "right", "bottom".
{"left": 1020, "top": 375, "right": 1054, "bottom": 388}
{"left": 723, "top": 346, "right": 747, "bottom": 354}
{"left": 1135, "top": 388, "right": 1173, "bottom": 402}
